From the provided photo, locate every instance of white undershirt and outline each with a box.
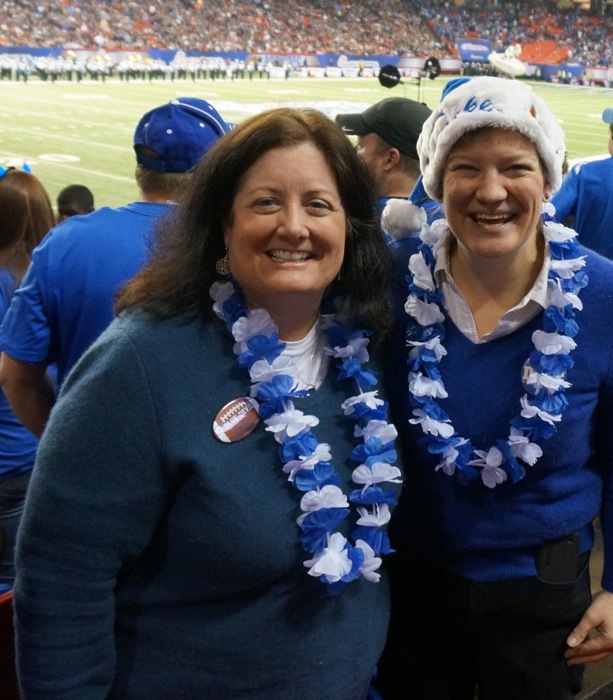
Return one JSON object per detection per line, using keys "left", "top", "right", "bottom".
{"left": 433, "top": 231, "right": 551, "bottom": 343}
{"left": 282, "top": 320, "right": 328, "bottom": 390}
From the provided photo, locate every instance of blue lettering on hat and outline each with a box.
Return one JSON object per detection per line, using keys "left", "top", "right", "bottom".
{"left": 463, "top": 97, "right": 497, "bottom": 113}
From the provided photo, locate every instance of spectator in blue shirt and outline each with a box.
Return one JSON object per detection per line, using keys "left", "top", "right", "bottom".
{"left": 0, "top": 165, "right": 55, "bottom": 587}
{"left": 0, "top": 98, "right": 230, "bottom": 438}
{"left": 551, "top": 108, "right": 613, "bottom": 259}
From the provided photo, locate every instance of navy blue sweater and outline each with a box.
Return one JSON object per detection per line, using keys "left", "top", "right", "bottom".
{"left": 15, "top": 311, "right": 394, "bottom": 699}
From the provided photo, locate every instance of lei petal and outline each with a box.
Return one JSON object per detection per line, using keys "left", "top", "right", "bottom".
{"left": 352, "top": 526, "right": 394, "bottom": 555}
{"left": 231, "top": 308, "right": 278, "bottom": 347}
{"left": 341, "top": 391, "right": 384, "bottom": 416}
{"left": 282, "top": 442, "right": 332, "bottom": 480}
{"left": 352, "top": 462, "right": 403, "bottom": 487}
{"left": 354, "top": 419, "right": 398, "bottom": 444}
{"left": 405, "top": 296, "right": 446, "bottom": 326}
{"left": 303, "top": 532, "right": 354, "bottom": 583}
{"left": 408, "top": 252, "right": 436, "bottom": 292}
{"left": 293, "top": 463, "right": 340, "bottom": 492}
{"left": 507, "top": 427, "right": 543, "bottom": 466}
{"left": 249, "top": 356, "right": 296, "bottom": 385}
{"left": 531, "top": 330, "right": 576, "bottom": 355}
{"left": 409, "top": 408, "right": 455, "bottom": 438}
{"left": 409, "top": 371, "right": 448, "bottom": 399}
{"left": 299, "top": 485, "right": 349, "bottom": 517}
{"left": 355, "top": 540, "right": 383, "bottom": 582}
{"left": 264, "top": 407, "right": 319, "bottom": 442}
{"left": 350, "top": 436, "right": 397, "bottom": 466}
{"left": 300, "top": 509, "right": 350, "bottom": 553}
{"left": 210, "top": 280, "right": 236, "bottom": 319}
{"left": 238, "top": 333, "right": 285, "bottom": 369}
{"left": 355, "top": 503, "right": 392, "bottom": 527}
{"left": 519, "top": 396, "right": 562, "bottom": 425}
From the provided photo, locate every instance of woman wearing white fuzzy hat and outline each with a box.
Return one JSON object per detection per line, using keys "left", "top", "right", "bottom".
{"left": 377, "top": 76, "right": 613, "bottom": 699}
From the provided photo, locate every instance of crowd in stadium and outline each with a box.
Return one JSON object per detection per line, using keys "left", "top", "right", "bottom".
{"left": 0, "top": 0, "right": 612, "bottom": 65}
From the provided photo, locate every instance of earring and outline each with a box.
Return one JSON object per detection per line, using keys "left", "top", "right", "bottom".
{"left": 215, "top": 251, "right": 230, "bottom": 276}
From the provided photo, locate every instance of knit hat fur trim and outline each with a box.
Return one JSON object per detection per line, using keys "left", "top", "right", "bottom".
{"left": 417, "top": 77, "right": 566, "bottom": 200}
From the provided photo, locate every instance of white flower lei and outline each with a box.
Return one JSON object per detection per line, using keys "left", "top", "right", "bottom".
{"left": 210, "top": 280, "right": 402, "bottom": 594}
{"left": 404, "top": 206, "right": 587, "bottom": 488}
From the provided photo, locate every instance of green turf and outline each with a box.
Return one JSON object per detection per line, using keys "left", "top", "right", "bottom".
{"left": 0, "top": 76, "right": 611, "bottom": 210}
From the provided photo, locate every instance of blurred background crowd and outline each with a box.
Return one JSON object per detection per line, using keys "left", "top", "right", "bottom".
{"left": 0, "top": 0, "right": 611, "bottom": 66}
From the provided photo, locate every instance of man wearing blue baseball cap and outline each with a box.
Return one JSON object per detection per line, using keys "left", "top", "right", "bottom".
{"left": 0, "top": 98, "right": 230, "bottom": 437}
{"left": 551, "top": 108, "right": 613, "bottom": 259}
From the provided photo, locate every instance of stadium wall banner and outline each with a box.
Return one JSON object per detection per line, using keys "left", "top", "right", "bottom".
{"left": 457, "top": 38, "right": 493, "bottom": 62}
{"left": 0, "top": 46, "right": 608, "bottom": 86}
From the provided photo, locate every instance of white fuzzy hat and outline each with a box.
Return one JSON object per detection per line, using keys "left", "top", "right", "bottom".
{"left": 417, "top": 77, "right": 566, "bottom": 200}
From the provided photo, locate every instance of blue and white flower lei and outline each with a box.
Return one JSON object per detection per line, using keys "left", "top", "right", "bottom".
{"left": 210, "top": 280, "right": 402, "bottom": 594}
{"left": 405, "top": 205, "right": 588, "bottom": 488}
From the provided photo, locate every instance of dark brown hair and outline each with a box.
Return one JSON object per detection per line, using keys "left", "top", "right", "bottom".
{"left": 116, "top": 107, "right": 392, "bottom": 342}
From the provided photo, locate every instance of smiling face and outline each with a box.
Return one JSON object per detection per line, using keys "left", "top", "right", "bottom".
{"left": 442, "top": 128, "right": 548, "bottom": 265}
{"left": 224, "top": 141, "right": 346, "bottom": 332}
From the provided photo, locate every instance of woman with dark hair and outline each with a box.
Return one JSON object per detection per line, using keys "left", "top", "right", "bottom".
{"left": 0, "top": 166, "right": 54, "bottom": 588}
{"left": 14, "top": 108, "right": 401, "bottom": 699}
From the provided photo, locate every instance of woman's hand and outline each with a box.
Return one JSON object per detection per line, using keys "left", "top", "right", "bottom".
{"left": 565, "top": 590, "right": 613, "bottom": 665}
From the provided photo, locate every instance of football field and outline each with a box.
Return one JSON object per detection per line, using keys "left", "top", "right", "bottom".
{"left": 0, "top": 75, "right": 611, "bottom": 210}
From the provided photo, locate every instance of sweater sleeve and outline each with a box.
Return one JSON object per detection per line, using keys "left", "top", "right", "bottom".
{"left": 14, "top": 323, "right": 167, "bottom": 699}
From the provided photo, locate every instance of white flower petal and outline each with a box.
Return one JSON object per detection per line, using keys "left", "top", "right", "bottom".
{"left": 210, "top": 280, "right": 236, "bottom": 318}
{"left": 408, "top": 252, "right": 435, "bottom": 292}
{"left": 304, "top": 533, "right": 352, "bottom": 582}
{"left": 326, "top": 336, "right": 370, "bottom": 363}
{"left": 352, "top": 462, "right": 402, "bottom": 486}
{"left": 543, "top": 220, "right": 577, "bottom": 243}
{"left": 405, "top": 295, "right": 445, "bottom": 326}
{"left": 355, "top": 540, "right": 382, "bottom": 582}
{"left": 356, "top": 503, "right": 391, "bottom": 527}
{"left": 532, "top": 330, "right": 576, "bottom": 355}
{"left": 520, "top": 396, "right": 562, "bottom": 425}
{"left": 232, "top": 308, "right": 278, "bottom": 345}
{"left": 341, "top": 391, "right": 383, "bottom": 415}
{"left": 409, "top": 409, "right": 454, "bottom": 438}
{"left": 354, "top": 419, "right": 398, "bottom": 443}
{"left": 264, "top": 407, "right": 319, "bottom": 442}
{"left": 408, "top": 336, "right": 447, "bottom": 362}
{"left": 408, "top": 372, "right": 448, "bottom": 399}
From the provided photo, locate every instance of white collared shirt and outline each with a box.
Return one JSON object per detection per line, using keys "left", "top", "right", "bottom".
{"left": 433, "top": 231, "right": 551, "bottom": 343}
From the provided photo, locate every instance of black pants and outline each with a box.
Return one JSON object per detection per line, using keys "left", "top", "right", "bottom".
{"left": 376, "top": 550, "right": 591, "bottom": 700}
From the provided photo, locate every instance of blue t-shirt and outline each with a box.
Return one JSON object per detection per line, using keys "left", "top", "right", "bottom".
{"left": 0, "top": 201, "right": 173, "bottom": 386}
{"left": 0, "top": 269, "right": 38, "bottom": 479}
{"left": 551, "top": 157, "right": 613, "bottom": 259}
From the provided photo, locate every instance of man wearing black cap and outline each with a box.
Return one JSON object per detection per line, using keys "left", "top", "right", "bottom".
{"left": 336, "top": 96, "right": 433, "bottom": 220}
{"left": 0, "top": 98, "right": 230, "bottom": 437}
